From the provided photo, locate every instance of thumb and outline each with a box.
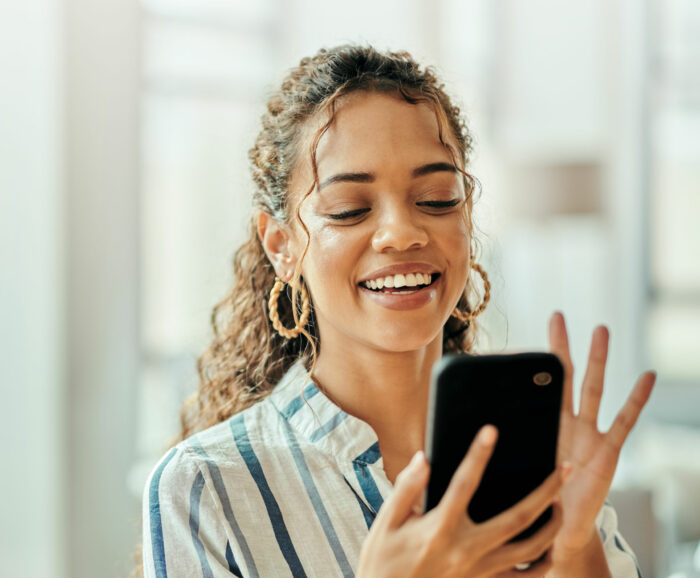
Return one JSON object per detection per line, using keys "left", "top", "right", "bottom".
{"left": 377, "top": 451, "right": 429, "bottom": 530}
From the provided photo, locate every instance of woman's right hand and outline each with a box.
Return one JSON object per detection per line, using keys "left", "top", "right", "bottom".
{"left": 356, "top": 426, "right": 569, "bottom": 578}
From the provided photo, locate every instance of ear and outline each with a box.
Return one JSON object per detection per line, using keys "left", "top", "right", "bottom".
{"left": 257, "top": 211, "right": 297, "bottom": 282}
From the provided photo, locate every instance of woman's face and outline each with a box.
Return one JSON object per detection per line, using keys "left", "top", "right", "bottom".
{"left": 288, "top": 91, "right": 471, "bottom": 353}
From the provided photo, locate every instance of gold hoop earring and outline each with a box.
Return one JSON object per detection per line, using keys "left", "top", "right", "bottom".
{"left": 268, "top": 277, "right": 311, "bottom": 339}
{"left": 452, "top": 259, "right": 491, "bottom": 322}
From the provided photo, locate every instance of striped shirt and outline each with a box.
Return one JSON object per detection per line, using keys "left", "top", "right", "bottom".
{"left": 142, "top": 361, "right": 643, "bottom": 577}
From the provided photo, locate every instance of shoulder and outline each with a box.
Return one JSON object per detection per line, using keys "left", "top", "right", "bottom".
{"left": 145, "top": 393, "right": 295, "bottom": 495}
{"left": 143, "top": 361, "right": 315, "bottom": 509}
{"left": 142, "top": 441, "right": 204, "bottom": 515}
{"left": 188, "top": 361, "right": 312, "bottom": 462}
{"left": 189, "top": 399, "right": 288, "bottom": 468}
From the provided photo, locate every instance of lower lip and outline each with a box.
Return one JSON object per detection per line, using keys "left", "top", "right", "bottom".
{"left": 359, "top": 277, "right": 441, "bottom": 311}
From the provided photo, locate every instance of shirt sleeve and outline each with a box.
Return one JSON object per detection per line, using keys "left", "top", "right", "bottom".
{"left": 142, "top": 445, "right": 244, "bottom": 578}
{"left": 597, "top": 501, "right": 642, "bottom": 577}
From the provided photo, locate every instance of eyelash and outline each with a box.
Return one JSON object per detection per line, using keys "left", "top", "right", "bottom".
{"left": 418, "top": 199, "right": 461, "bottom": 209}
{"left": 328, "top": 199, "right": 461, "bottom": 220}
{"left": 328, "top": 208, "right": 371, "bottom": 220}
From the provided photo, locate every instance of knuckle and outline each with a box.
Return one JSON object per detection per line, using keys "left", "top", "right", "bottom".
{"left": 413, "top": 540, "right": 433, "bottom": 569}
{"left": 448, "top": 531, "right": 483, "bottom": 574}
{"left": 451, "top": 473, "right": 475, "bottom": 497}
{"left": 444, "top": 549, "right": 465, "bottom": 574}
{"left": 587, "top": 382, "right": 604, "bottom": 395}
{"left": 522, "top": 536, "right": 548, "bottom": 559}
{"left": 425, "top": 523, "right": 449, "bottom": 550}
{"left": 463, "top": 527, "right": 489, "bottom": 560}
{"left": 615, "top": 415, "right": 631, "bottom": 434}
{"left": 512, "top": 509, "right": 532, "bottom": 530}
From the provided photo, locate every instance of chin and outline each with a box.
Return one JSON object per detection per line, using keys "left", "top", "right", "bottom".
{"left": 369, "top": 325, "right": 443, "bottom": 353}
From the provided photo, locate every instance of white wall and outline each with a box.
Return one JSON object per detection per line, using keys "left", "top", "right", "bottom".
{"left": 63, "top": 0, "right": 142, "bottom": 575}
{"left": 1, "top": 0, "right": 142, "bottom": 576}
{"left": 0, "top": 2, "right": 66, "bottom": 577}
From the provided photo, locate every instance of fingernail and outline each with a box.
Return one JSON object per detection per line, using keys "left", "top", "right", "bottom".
{"left": 480, "top": 425, "right": 497, "bottom": 445}
{"left": 561, "top": 462, "right": 573, "bottom": 484}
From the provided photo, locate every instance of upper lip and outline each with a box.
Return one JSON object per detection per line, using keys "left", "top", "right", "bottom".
{"left": 359, "top": 262, "right": 441, "bottom": 283}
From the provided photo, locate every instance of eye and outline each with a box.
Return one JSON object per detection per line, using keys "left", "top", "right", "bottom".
{"left": 328, "top": 208, "right": 370, "bottom": 220}
{"left": 417, "top": 199, "right": 462, "bottom": 211}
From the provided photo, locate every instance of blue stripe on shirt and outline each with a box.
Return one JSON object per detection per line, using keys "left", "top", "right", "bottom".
{"left": 280, "top": 417, "right": 354, "bottom": 577}
{"left": 353, "top": 442, "right": 385, "bottom": 514}
{"left": 148, "top": 447, "right": 177, "bottom": 578}
{"left": 353, "top": 461, "right": 385, "bottom": 515}
{"left": 355, "top": 441, "right": 382, "bottom": 465}
{"left": 189, "top": 470, "right": 213, "bottom": 578}
{"left": 281, "top": 383, "right": 320, "bottom": 419}
{"left": 343, "top": 478, "right": 376, "bottom": 530}
{"left": 614, "top": 533, "right": 642, "bottom": 577}
{"left": 230, "top": 413, "right": 308, "bottom": 577}
{"left": 225, "top": 541, "right": 242, "bottom": 577}
{"left": 309, "top": 411, "right": 348, "bottom": 442}
{"left": 188, "top": 440, "right": 259, "bottom": 577}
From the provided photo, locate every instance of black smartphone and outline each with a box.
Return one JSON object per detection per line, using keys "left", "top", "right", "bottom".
{"left": 424, "top": 352, "right": 564, "bottom": 542}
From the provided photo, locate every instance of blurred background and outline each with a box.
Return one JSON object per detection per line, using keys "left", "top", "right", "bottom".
{"left": 2, "top": 0, "right": 699, "bottom": 576}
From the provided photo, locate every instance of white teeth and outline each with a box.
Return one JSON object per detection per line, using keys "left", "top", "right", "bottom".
{"left": 362, "top": 272, "right": 435, "bottom": 290}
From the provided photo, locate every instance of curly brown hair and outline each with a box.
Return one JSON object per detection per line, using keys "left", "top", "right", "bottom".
{"left": 133, "top": 43, "right": 486, "bottom": 577}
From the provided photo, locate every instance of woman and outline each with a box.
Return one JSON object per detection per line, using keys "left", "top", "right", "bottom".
{"left": 140, "top": 44, "right": 656, "bottom": 577}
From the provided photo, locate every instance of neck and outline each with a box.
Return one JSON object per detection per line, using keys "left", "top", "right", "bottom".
{"left": 312, "top": 333, "right": 443, "bottom": 466}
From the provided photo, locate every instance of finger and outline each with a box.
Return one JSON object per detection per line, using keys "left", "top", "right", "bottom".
{"left": 481, "top": 465, "right": 565, "bottom": 546}
{"left": 606, "top": 371, "right": 656, "bottom": 451}
{"left": 437, "top": 425, "right": 498, "bottom": 526}
{"left": 578, "top": 325, "right": 609, "bottom": 423}
{"left": 488, "top": 502, "right": 562, "bottom": 573}
{"left": 549, "top": 312, "right": 574, "bottom": 415}
{"left": 380, "top": 451, "right": 430, "bottom": 529}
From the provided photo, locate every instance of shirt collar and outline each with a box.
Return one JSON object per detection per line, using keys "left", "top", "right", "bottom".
{"left": 267, "top": 361, "right": 384, "bottom": 466}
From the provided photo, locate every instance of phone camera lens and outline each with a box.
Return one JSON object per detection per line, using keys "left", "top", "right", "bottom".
{"left": 533, "top": 372, "right": 552, "bottom": 386}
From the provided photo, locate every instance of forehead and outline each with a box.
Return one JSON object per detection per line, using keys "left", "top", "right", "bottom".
{"left": 294, "top": 91, "right": 458, "bottom": 190}
{"left": 319, "top": 91, "right": 453, "bottom": 172}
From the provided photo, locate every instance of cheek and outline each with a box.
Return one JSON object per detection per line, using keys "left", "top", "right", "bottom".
{"left": 439, "top": 215, "right": 471, "bottom": 257}
{"left": 439, "top": 218, "right": 471, "bottom": 290}
{"left": 297, "top": 224, "right": 364, "bottom": 296}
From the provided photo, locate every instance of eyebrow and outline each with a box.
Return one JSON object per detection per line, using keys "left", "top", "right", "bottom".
{"left": 318, "top": 161, "right": 458, "bottom": 191}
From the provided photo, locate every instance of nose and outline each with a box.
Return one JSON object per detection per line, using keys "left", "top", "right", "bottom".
{"left": 371, "top": 206, "right": 429, "bottom": 253}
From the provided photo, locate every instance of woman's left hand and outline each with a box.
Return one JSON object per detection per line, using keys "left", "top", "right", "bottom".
{"left": 547, "top": 311, "right": 656, "bottom": 558}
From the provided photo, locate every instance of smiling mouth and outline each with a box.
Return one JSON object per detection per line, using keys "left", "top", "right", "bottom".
{"left": 359, "top": 273, "right": 441, "bottom": 294}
